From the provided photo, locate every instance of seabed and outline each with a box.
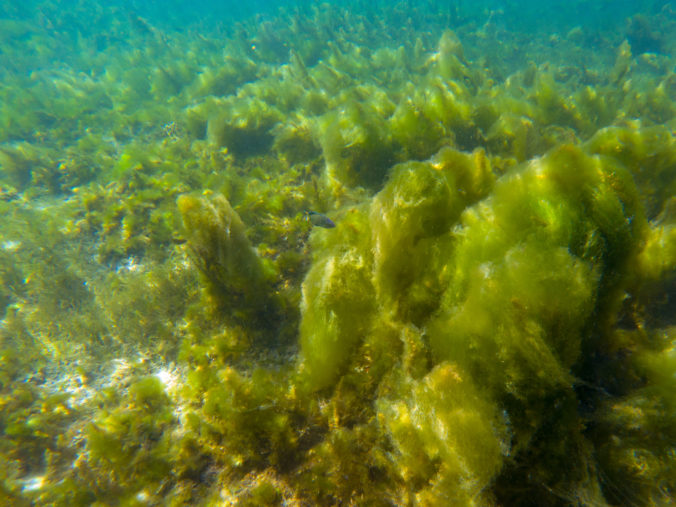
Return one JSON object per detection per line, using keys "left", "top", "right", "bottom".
{"left": 0, "top": 1, "right": 674, "bottom": 505}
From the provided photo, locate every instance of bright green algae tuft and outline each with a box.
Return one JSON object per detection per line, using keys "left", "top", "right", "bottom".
{"left": 0, "top": 2, "right": 674, "bottom": 506}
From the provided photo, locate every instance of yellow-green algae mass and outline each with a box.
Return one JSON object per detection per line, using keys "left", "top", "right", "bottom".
{"left": 0, "top": 2, "right": 674, "bottom": 506}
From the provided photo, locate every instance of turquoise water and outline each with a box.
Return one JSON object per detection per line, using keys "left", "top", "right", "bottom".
{"left": 0, "top": 1, "right": 674, "bottom": 505}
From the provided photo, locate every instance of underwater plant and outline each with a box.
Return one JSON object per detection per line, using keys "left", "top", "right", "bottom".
{"left": 177, "top": 193, "right": 284, "bottom": 337}
{"left": 0, "top": 2, "right": 674, "bottom": 506}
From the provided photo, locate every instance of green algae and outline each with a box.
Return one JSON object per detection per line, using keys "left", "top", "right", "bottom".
{"left": 297, "top": 205, "right": 375, "bottom": 391}
{"left": 178, "top": 195, "right": 271, "bottom": 307}
{"left": 377, "top": 363, "right": 508, "bottom": 505}
{"left": 0, "top": 3, "right": 674, "bottom": 506}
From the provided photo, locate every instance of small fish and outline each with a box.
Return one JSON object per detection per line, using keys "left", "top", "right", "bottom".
{"left": 305, "top": 211, "right": 336, "bottom": 228}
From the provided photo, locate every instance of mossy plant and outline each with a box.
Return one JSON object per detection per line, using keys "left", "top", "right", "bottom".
{"left": 177, "top": 193, "right": 285, "bottom": 341}
{"left": 370, "top": 147, "right": 494, "bottom": 323}
{"left": 77, "top": 374, "right": 176, "bottom": 504}
{"left": 0, "top": 2, "right": 674, "bottom": 505}
{"left": 297, "top": 205, "right": 375, "bottom": 391}
{"left": 377, "top": 363, "right": 508, "bottom": 505}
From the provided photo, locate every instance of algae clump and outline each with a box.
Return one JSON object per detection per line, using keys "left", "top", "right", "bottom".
{"left": 378, "top": 363, "right": 508, "bottom": 505}
{"left": 0, "top": 3, "right": 674, "bottom": 505}
{"left": 371, "top": 147, "right": 494, "bottom": 323}
{"left": 177, "top": 193, "right": 282, "bottom": 338}
{"left": 297, "top": 207, "right": 375, "bottom": 391}
{"left": 295, "top": 141, "right": 654, "bottom": 503}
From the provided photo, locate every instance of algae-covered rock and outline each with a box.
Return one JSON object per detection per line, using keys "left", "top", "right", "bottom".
{"left": 80, "top": 374, "right": 175, "bottom": 504}
{"left": 422, "top": 144, "right": 649, "bottom": 501}
{"left": 296, "top": 140, "right": 654, "bottom": 503}
{"left": 316, "top": 100, "right": 397, "bottom": 190}
{"left": 485, "top": 113, "right": 541, "bottom": 161}
{"left": 378, "top": 363, "right": 508, "bottom": 505}
{"left": 298, "top": 146, "right": 495, "bottom": 390}
{"left": 591, "top": 325, "right": 676, "bottom": 507}
{"left": 586, "top": 125, "right": 676, "bottom": 220}
{"left": 177, "top": 193, "right": 281, "bottom": 335}
{"left": 272, "top": 117, "right": 322, "bottom": 165}
{"left": 1, "top": 2, "right": 675, "bottom": 505}
{"left": 297, "top": 207, "right": 375, "bottom": 391}
{"left": 199, "top": 366, "right": 299, "bottom": 470}
{"left": 430, "top": 144, "right": 645, "bottom": 395}
{"left": 433, "top": 30, "right": 474, "bottom": 86}
{"left": 370, "top": 147, "right": 494, "bottom": 323}
{"left": 637, "top": 200, "right": 676, "bottom": 282}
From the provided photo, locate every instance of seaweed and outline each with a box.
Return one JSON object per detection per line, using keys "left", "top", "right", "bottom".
{"left": 0, "top": 2, "right": 674, "bottom": 505}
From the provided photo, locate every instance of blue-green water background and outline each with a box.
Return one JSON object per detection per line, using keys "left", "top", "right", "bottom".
{"left": 1, "top": 0, "right": 672, "bottom": 66}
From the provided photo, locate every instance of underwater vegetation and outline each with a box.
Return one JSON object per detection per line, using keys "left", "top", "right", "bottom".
{"left": 0, "top": 0, "right": 674, "bottom": 505}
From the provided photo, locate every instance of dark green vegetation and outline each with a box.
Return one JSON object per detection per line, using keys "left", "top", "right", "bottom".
{"left": 0, "top": 1, "right": 674, "bottom": 505}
